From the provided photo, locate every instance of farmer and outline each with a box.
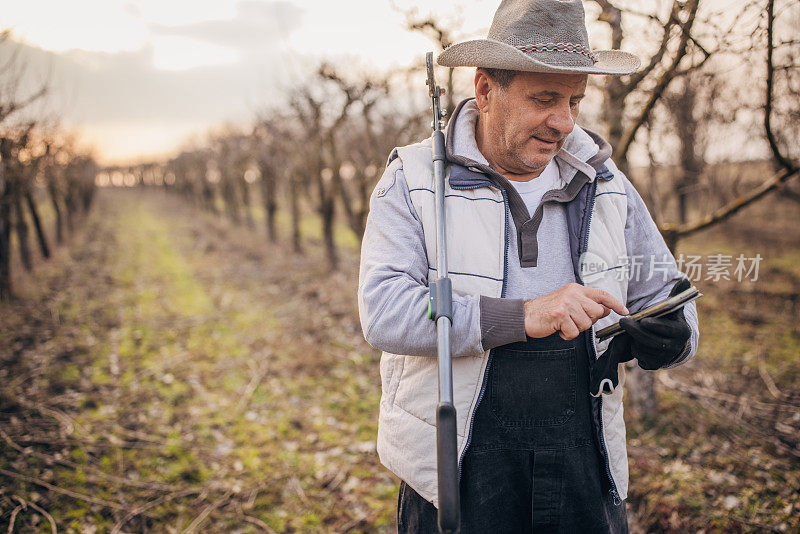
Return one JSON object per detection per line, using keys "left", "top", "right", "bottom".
{"left": 358, "top": 0, "right": 700, "bottom": 531}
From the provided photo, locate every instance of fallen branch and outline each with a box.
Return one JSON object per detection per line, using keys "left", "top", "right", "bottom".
{"left": 0, "top": 427, "right": 176, "bottom": 492}
{"left": 110, "top": 488, "right": 201, "bottom": 534}
{"left": 13, "top": 496, "right": 57, "bottom": 534}
{"left": 288, "top": 476, "right": 310, "bottom": 506}
{"left": 758, "top": 351, "right": 783, "bottom": 399}
{"left": 659, "top": 373, "right": 798, "bottom": 411}
{"left": 6, "top": 503, "right": 24, "bottom": 534}
{"left": 236, "top": 358, "right": 271, "bottom": 412}
{"left": 240, "top": 512, "right": 277, "bottom": 533}
{"left": 12, "top": 396, "right": 76, "bottom": 436}
{"left": 0, "top": 468, "right": 125, "bottom": 510}
{"left": 728, "top": 513, "right": 784, "bottom": 533}
{"left": 181, "top": 490, "right": 233, "bottom": 533}
{"left": 659, "top": 375, "right": 800, "bottom": 457}
{"left": 234, "top": 499, "right": 277, "bottom": 533}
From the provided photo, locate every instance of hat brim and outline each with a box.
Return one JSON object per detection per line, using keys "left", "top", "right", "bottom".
{"left": 437, "top": 39, "right": 640, "bottom": 75}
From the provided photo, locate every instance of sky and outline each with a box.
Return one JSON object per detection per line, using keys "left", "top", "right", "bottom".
{"left": 0, "top": 0, "right": 505, "bottom": 164}
{"left": 0, "top": 0, "right": 765, "bottom": 166}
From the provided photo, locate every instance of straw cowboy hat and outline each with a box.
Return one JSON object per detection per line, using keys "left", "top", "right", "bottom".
{"left": 438, "top": 0, "right": 640, "bottom": 75}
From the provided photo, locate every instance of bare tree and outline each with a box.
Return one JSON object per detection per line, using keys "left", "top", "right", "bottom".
{"left": 253, "top": 116, "right": 292, "bottom": 244}
{"left": 405, "top": 16, "right": 458, "bottom": 118}
{"left": 594, "top": 0, "right": 799, "bottom": 417}
{"left": 288, "top": 65, "right": 372, "bottom": 270}
{"left": 591, "top": 0, "right": 730, "bottom": 174}
{"left": 658, "top": 0, "right": 799, "bottom": 250}
{"left": 0, "top": 31, "right": 50, "bottom": 300}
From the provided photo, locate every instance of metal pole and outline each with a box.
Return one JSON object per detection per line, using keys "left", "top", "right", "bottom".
{"left": 426, "top": 51, "right": 460, "bottom": 534}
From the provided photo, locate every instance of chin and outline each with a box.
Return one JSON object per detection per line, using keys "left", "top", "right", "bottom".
{"left": 520, "top": 152, "right": 554, "bottom": 170}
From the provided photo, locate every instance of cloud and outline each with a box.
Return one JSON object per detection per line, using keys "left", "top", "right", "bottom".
{"left": 0, "top": 26, "right": 298, "bottom": 163}
{"left": 151, "top": 1, "right": 304, "bottom": 52}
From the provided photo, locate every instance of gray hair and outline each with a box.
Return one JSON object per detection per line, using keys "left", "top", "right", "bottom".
{"left": 481, "top": 67, "right": 519, "bottom": 88}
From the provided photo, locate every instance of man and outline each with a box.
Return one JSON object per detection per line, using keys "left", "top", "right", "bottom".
{"left": 358, "top": 0, "right": 700, "bottom": 531}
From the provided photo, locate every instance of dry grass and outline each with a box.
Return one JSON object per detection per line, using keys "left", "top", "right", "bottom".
{"left": 1, "top": 186, "right": 798, "bottom": 532}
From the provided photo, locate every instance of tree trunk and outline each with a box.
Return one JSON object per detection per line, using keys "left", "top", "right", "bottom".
{"left": 446, "top": 67, "right": 456, "bottom": 120}
{"left": 337, "top": 171, "right": 368, "bottom": 243}
{"left": 603, "top": 81, "right": 629, "bottom": 174}
{"left": 64, "top": 185, "right": 77, "bottom": 235}
{"left": 266, "top": 202, "right": 277, "bottom": 242}
{"left": 0, "top": 180, "right": 12, "bottom": 301}
{"left": 624, "top": 364, "right": 658, "bottom": 420}
{"left": 290, "top": 176, "right": 302, "bottom": 254}
{"left": 81, "top": 184, "right": 95, "bottom": 213}
{"left": 26, "top": 190, "right": 50, "bottom": 259}
{"left": 202, "top": 181, "right": 217, "bottom": 214}
{"left": 315, "top": 166, "right": 339, "bottom": 271}
{"left": 49, "top": 184, "right": 64, "bottom": 245}
{"left": 222, "top": 180, "right": 241, "bottom": 224}
{"left": 259, "top": 165, "right": 278, "bottom": 242}
{"left": 239, "top": 177, "right": 254, "bottom": 229}
{"left": 12, "top": 188, "right": 33, "bottom": 272}
{"left": 321, "top": 198, "right": 338, "bottom": 271}
{"left": 672, "top": 79, "right": 702, "bottom": 225}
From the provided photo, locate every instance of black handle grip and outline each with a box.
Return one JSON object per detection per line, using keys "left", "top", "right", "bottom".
{"left": 437, "top": 402, "right": 461, "bottom": 534}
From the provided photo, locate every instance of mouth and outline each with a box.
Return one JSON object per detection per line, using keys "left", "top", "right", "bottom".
{"left": 531, "top": 135, "right": 560, "bottom": 149}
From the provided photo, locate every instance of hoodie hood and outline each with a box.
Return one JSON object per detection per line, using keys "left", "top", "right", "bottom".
{"left": 444, "top": 98, "right": 612, "bottom": 187}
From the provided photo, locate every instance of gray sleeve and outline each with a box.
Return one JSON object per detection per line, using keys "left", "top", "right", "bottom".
{"left": 357, "top": 157, "right": 487, "bottom": 358}
{"left": 480, "top": 296, "right": 527, "bottom": 350}
{"left": 620, "top": 172, "right": 699, "bottom": 367}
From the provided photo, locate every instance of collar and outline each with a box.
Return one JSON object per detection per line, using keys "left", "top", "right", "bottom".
{"left": 444, "top": 98, "right": 613, "bottom": 186}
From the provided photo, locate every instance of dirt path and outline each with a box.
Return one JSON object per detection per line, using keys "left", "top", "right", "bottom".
{"left": 0, "top": 188, "right": 394, "bottom": 532}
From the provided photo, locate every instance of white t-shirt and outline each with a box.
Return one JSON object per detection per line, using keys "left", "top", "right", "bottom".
{"left": 507, "top": 159, "right": 560, "bottom": 217}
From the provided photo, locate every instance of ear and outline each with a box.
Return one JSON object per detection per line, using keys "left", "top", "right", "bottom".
{"left": 474, "top": 69, "right": 492, "bottom": 112}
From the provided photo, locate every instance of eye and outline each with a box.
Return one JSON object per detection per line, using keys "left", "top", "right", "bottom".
{"left": 533, "top": 97, "right": 553, "bottom": 105}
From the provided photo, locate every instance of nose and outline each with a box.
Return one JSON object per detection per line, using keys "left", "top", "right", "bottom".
{"left": 545, "top": 101, "right": 575, "bottom": 135}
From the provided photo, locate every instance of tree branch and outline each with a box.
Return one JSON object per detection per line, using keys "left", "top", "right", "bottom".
{"left": 623, "top": 2, "right": 679, "bottom": 91}
{"left": 616, "top": 0, "right": 700, "bottom": 162}
{"left": 764, "top": 0, "right": 798, "bottom": 173}
{"left": 659, "top": 166, "right": 800, "bottom": 240}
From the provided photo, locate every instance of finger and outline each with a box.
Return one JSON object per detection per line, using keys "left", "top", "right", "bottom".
{"left": 610, "top": 334, "right": 635, "bottom": 363}
{"left": 669, "top": 278, "right": 692, "bottom": 297}
{"left": 661, "top": 306, "right": 687, "bottom": 323}
{"left": 559, "top": 320, "right": 580, "bottom": 340}
{"left": 586, "top": 288, "right": 629, "bottom": 316}
{"left": 618, "top": 318, "right": 667, "bottom": 349}
{"left": 569, "top": 308, "right": 593, "bottom": 333}
{"left": 582, "top": 299, "right": 610, "bottom": 322}
{"left": 638, "top": 317, "right": 684, "bottom": 337}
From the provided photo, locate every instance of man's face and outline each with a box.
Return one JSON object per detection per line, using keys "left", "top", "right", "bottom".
{"left": 475, "top": 70, "right": 588, "bottom": 176}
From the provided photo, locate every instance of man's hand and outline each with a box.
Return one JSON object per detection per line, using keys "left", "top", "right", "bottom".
{"left": 524, "top": 283, "right": 629, "bottom": 340}
{"left": 619, "top": 278, "right": 693, "bottom": 370}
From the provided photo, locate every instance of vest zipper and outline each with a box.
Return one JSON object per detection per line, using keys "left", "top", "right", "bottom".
{"left": 580, "top": 181, "right": 622, "bottom": 506}
{"left": 456, "top": 187, "right": 509, "bottom": 481}
{"left": 451, "top": 173, "right": 621, "bottom": 504}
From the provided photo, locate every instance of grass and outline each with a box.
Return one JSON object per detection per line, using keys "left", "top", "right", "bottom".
{"left": 0, "top": 189, "right": 389, "bottom": 532}
{"left": 1, "top": 186, "right": 798, "bottom": 532}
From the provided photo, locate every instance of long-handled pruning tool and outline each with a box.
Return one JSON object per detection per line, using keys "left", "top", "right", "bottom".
{"left": 425, "top": 51, "right": 460, "bottom": 534}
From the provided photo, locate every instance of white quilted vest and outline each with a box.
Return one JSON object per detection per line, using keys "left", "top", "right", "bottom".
{"left": 376, "top": 135, "right": 630, "bottom": 507}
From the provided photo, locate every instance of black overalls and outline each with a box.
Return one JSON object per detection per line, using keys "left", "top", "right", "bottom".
{"left": 398, "top": 332, "right": 628, "bottom": 533}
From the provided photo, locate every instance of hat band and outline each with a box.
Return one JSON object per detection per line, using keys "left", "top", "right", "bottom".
{"left": 515, "top": 42, "right": 598, "bottom": 64}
